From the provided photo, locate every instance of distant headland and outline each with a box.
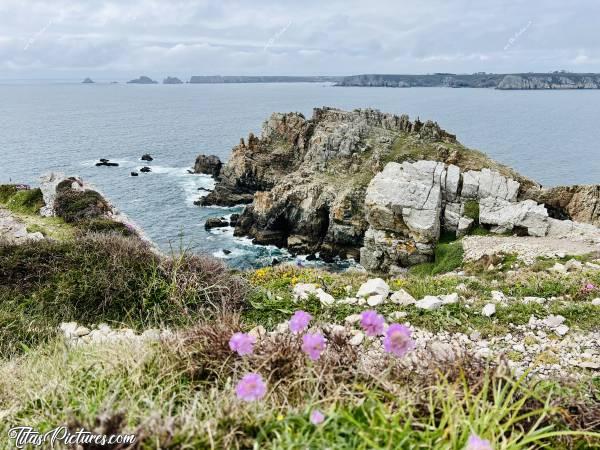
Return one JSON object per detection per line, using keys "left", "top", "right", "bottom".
{"left": 336, "top": 72, "right": 600, "bottom": 89}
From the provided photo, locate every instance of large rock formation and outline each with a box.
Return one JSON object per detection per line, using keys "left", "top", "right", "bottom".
{"left": 194, "top": 155, "right": 223, "bottom": 178}
{"left": 202, "top": 107, "right": 600, "bottom": 271}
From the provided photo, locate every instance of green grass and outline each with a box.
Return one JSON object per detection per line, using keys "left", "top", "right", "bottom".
{"left": 0, "top": 184, "right": 18, "bottom": 202}
{"left": 54, "top": 188, "right": 111, "bottom": 223}
{"left": 409, "top": 239, "right": 464, "bottom": 276}
{"left": 2, "top": 188, "right": 44, "bottom": 214}
{"left": 463, "top": 199, "right": 480, "bottom": 221}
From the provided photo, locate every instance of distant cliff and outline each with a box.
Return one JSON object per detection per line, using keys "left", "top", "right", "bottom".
{"left": 189, "top": 75, "right": 342, "bottom": 83}
{"left": 337, "top": 73, "right": 600, "bottom": 90}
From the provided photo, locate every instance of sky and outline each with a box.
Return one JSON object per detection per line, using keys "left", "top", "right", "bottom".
{"left": 1, "top": 0, "right": 600, "bottom": 80}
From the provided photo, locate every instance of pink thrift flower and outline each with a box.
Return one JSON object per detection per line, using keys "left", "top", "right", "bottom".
{"left": 289, "top": 310, "right": 312, "bottom": 334}
{"left": 229, "top": 332, "right": 256, "bottom": 356}
{"left": 302, "top": 332, "right": 326, "bottom": 361}
{"left": 383, "top": 323, "right": 414, "bottom": 357}
{"left": 583, "top": 282, "right": 596, "bottom": 293}
{"left": 235, "top": 373, "right": 267, "bottom": 402}
{"left": 310, "top": 409, "right": 325, "bottom": 425}
{"left": 360, "top": 310, "right": 385, "bottom": 336}
{"left": 465, "top": 434, "right": 493, "bottom": 450}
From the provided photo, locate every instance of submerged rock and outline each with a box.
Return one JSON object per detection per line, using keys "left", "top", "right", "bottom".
{"left": 205, "top": 217, "right": 229, "bottom": 229}
{"left": 141, "top": 154, "right": 154, "bottom": 161}
{"left": 140, "top": 166, "right": 152, "bottom": 173}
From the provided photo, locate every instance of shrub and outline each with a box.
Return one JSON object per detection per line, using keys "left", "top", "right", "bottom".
{"left": 54, "top": 189, "right": 111, "bottom": 223}
{"left": 0, "top": 184, "right": 18, "bottom": 203}
{"left": 410, "top": 240, "right": 464, "bottom": 276}
{"left": 0, "top": 234, "right": 247, "bottom": 357}
{"left": 75, "top": 218, "right": 135, "bottom": 236}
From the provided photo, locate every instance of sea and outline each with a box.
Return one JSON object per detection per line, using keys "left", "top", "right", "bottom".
{"left": 2, "top": 81, "right": 600, "bottom": 268}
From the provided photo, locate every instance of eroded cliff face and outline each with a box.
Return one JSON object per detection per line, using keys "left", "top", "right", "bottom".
{"left": 203, "top": 107, "right": 600, "bottom": 271}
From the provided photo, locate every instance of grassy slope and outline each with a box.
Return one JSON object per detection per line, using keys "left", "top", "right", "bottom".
{"left": 0, "top": 185, "right": 598, "bottom": 448}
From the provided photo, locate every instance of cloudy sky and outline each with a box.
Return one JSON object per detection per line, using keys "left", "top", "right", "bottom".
{"left": 1, "top": 0, "right": 599, "bottom": 80}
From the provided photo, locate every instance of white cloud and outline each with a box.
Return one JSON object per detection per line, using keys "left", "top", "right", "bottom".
{"left": 1, "top": 0, "right": 600, "bottom": 78}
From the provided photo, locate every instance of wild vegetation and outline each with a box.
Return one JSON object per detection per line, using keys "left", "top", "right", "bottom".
{"left": 0, "top": 183, "right": 598, "bottom": 449}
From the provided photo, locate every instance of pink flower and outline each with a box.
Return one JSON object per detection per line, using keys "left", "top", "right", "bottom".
{"left": 235, "top": 373, "right": 267, "bottom": 402}
{"left": 289, "top": 310, "right": 312, "bottom": 334}
{"left": 302, "top": 332, "right": 326, "bottom": 361}
{"left": 582, "top": 282, "right": 596, "bottom": 293}
{"left": 383, "top": 323, "right": 414, "bottom": 357}
{"left": 229, "top": 332, "right": 256, "bottom": 356}
{"left": 360, "top": 310, "right": 385, "bottom": 336}
{"left": 465, "top": 434, "right": 493, "bottom": 450}
{"left": 310, "top": 409, "right": 325, "bottom": 425}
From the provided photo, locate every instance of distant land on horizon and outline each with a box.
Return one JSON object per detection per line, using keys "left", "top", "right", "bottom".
{"left": 60, "top": 72, "right": 600, "bottom": 89}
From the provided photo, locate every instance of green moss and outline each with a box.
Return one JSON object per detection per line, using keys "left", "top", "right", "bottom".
{"left": 25, "top": 224, "right": 46, "bottom": 236}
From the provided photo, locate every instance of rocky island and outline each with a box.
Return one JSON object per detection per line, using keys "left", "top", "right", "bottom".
{"left": 337, "top": 72, "right": 600, "bottom": 89}
{"left": 201, "top": 107, "right": 600, "bottom": 273}
{"left": 127, "top": 75, "right": 158, "bottom": 84}
{"left": 163, "top": 76, "right": 183, "bottom": 84}
{"left": 81, "top": 77, "right": 95, "bottom": 84}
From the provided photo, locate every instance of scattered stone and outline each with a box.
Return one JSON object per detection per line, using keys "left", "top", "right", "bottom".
{"left": 440, "top": 292, "right": 459, "bottom": 304}
{"left": 130, "top": 171, "right": 139, "bottom": 177}
{"left": 367, "top": 294, "right": 386, "bottom": 306}
{"left": 344, "top": 314, "right": 361, "bottom": 324}
{"left": 389, "top": 311, "right": 408, "bottom": 320}
{"left": 316, "top": 289, "right": 335, "bottom": 306}
{"left": 293, "top": 283, "right": 318, "bottom": 301}
{"left": 585, "top": 262, "right": 600, "bottom": 270}
{"left": 356, "top": 278, "right": 390, "bottom": 298}
{"left": 389, "top": 289, "right": 416, "bottom": 305}
{"left": 469, "top": 331, "right": 481, "bottom": 341}
{"left": 523, "top": 296, "right": 546, "bottom": 304}
{"left": 554, "top": 324, "right": 569, "bottom": 336}
{"left": 544, "top": 315, "right": 565, "bottom": 328}
{"left": 337, "top": 297, "right": 358, "bottom": 305}
{"left": 592, "top": 298, "right": 600, "bottom": 306}
{"left": 577, "top": 361, "right": 600, "bottom": 370}
{"left": 249, "top": 325, "right": 266, "bottom": 338}
{"left": 415, "top": 296, "right": 443, "bottom": 310}
{"left": 140, "top": 166, "right": 152, "bottom": 173}
{"left": 349, "top": 330, "right": 364, "bottom": 346}
{"left": 491, "top": 290, "right": 506, "bottom": 303}
{"left": 482, "top": 303, "right": 496, "bottom": 317}
{"left": 564, "top": 259, "right": 583, "bottom": 271}
{"left": 549, "top": 262, "right": 568, "bottom": 274}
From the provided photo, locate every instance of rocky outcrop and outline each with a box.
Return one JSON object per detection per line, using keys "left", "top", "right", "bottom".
{"left": 194, "top": 155, "right": 223, "bottom": 178}
{"left": 202, "top": 107, "right": 600, "bottom": 272}
{"left": 82, "top": 78, "right": 94, "bottom": 84}
{"left": 523, "top": 185, "right": 600, "bottom": 226}
{"left": 163, "top": 76, "right": 183, "bottom": 84}
{"left": 497, "top": 74, "right": 600, "bottom": 90}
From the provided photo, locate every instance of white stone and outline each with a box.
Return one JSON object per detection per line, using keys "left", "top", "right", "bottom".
{"left": 356, "top": 278, "right": 390, "bottom": 298}
{"left": 315, "top": 288, "right": 335, "bottom": 306}
{"left": 456, "top": 217, "right": 474, "bottom": 238}
{"left": 543, "top": 315, "right": 565, "bottom": 328}
{"left": 491, "top": 290, "right": 506, "bottom": 303}
{"left": 389, "top": 311, "right": 408, "bottom": 320}
{"left": 275, "top": 322, "right": 289, "bottom": 334}
{"left": 554, "top": 324, "right": 569, "bottom": 336}
{"left": 59, "top": 322, "right": 78, "bottom": 337}
{"left": 389, "top": 289, "right": 415, "bottom": 306}
{"left": 249, "top": 325, "right": 266, "bottom": 338}
{"left": 293, "top": 283, "right": 319, "bottom": 301}
{"left": 585, "top": 262, "right": 600, "bottom": 270}
{"left": 349, "top": 330, "right": 364, "bottom": 346}
{"left": 523, "top": 296, "right": 546, "bottom": 304}
{"left": 344, "top": 314, "right": 361, "bottom": 324}
{"left": 440, "top": 292, "right": 459, "bottom": 304}
{"left": 482, "top": 303, "right": 496, "bottom": 317}
{"left": 415, "top": 296, "right": 443, "bottom": 310}
{"left": 512, "top": 343, "right": 525, "bottom": 353}
{"left": 592, "top": 298, "right": 600, "bottom": 306}
{"left": 337, "top": 297, "right": 358, "bottom": 305}
{"left": 367, "top": 294, "right": 386, "bottom": 306}
{"left": 564, "top": 259, "right": 583, "bottom": 271}
{"left": 141, "top": 329, "right": 161, "bottom": 341}
{"left": 549, "top": 262, "right": 567, "bottom": 274}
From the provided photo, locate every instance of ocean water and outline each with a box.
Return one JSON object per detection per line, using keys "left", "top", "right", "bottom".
{"left": 2, "top": 82, "right": 600, "bottom": 267}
